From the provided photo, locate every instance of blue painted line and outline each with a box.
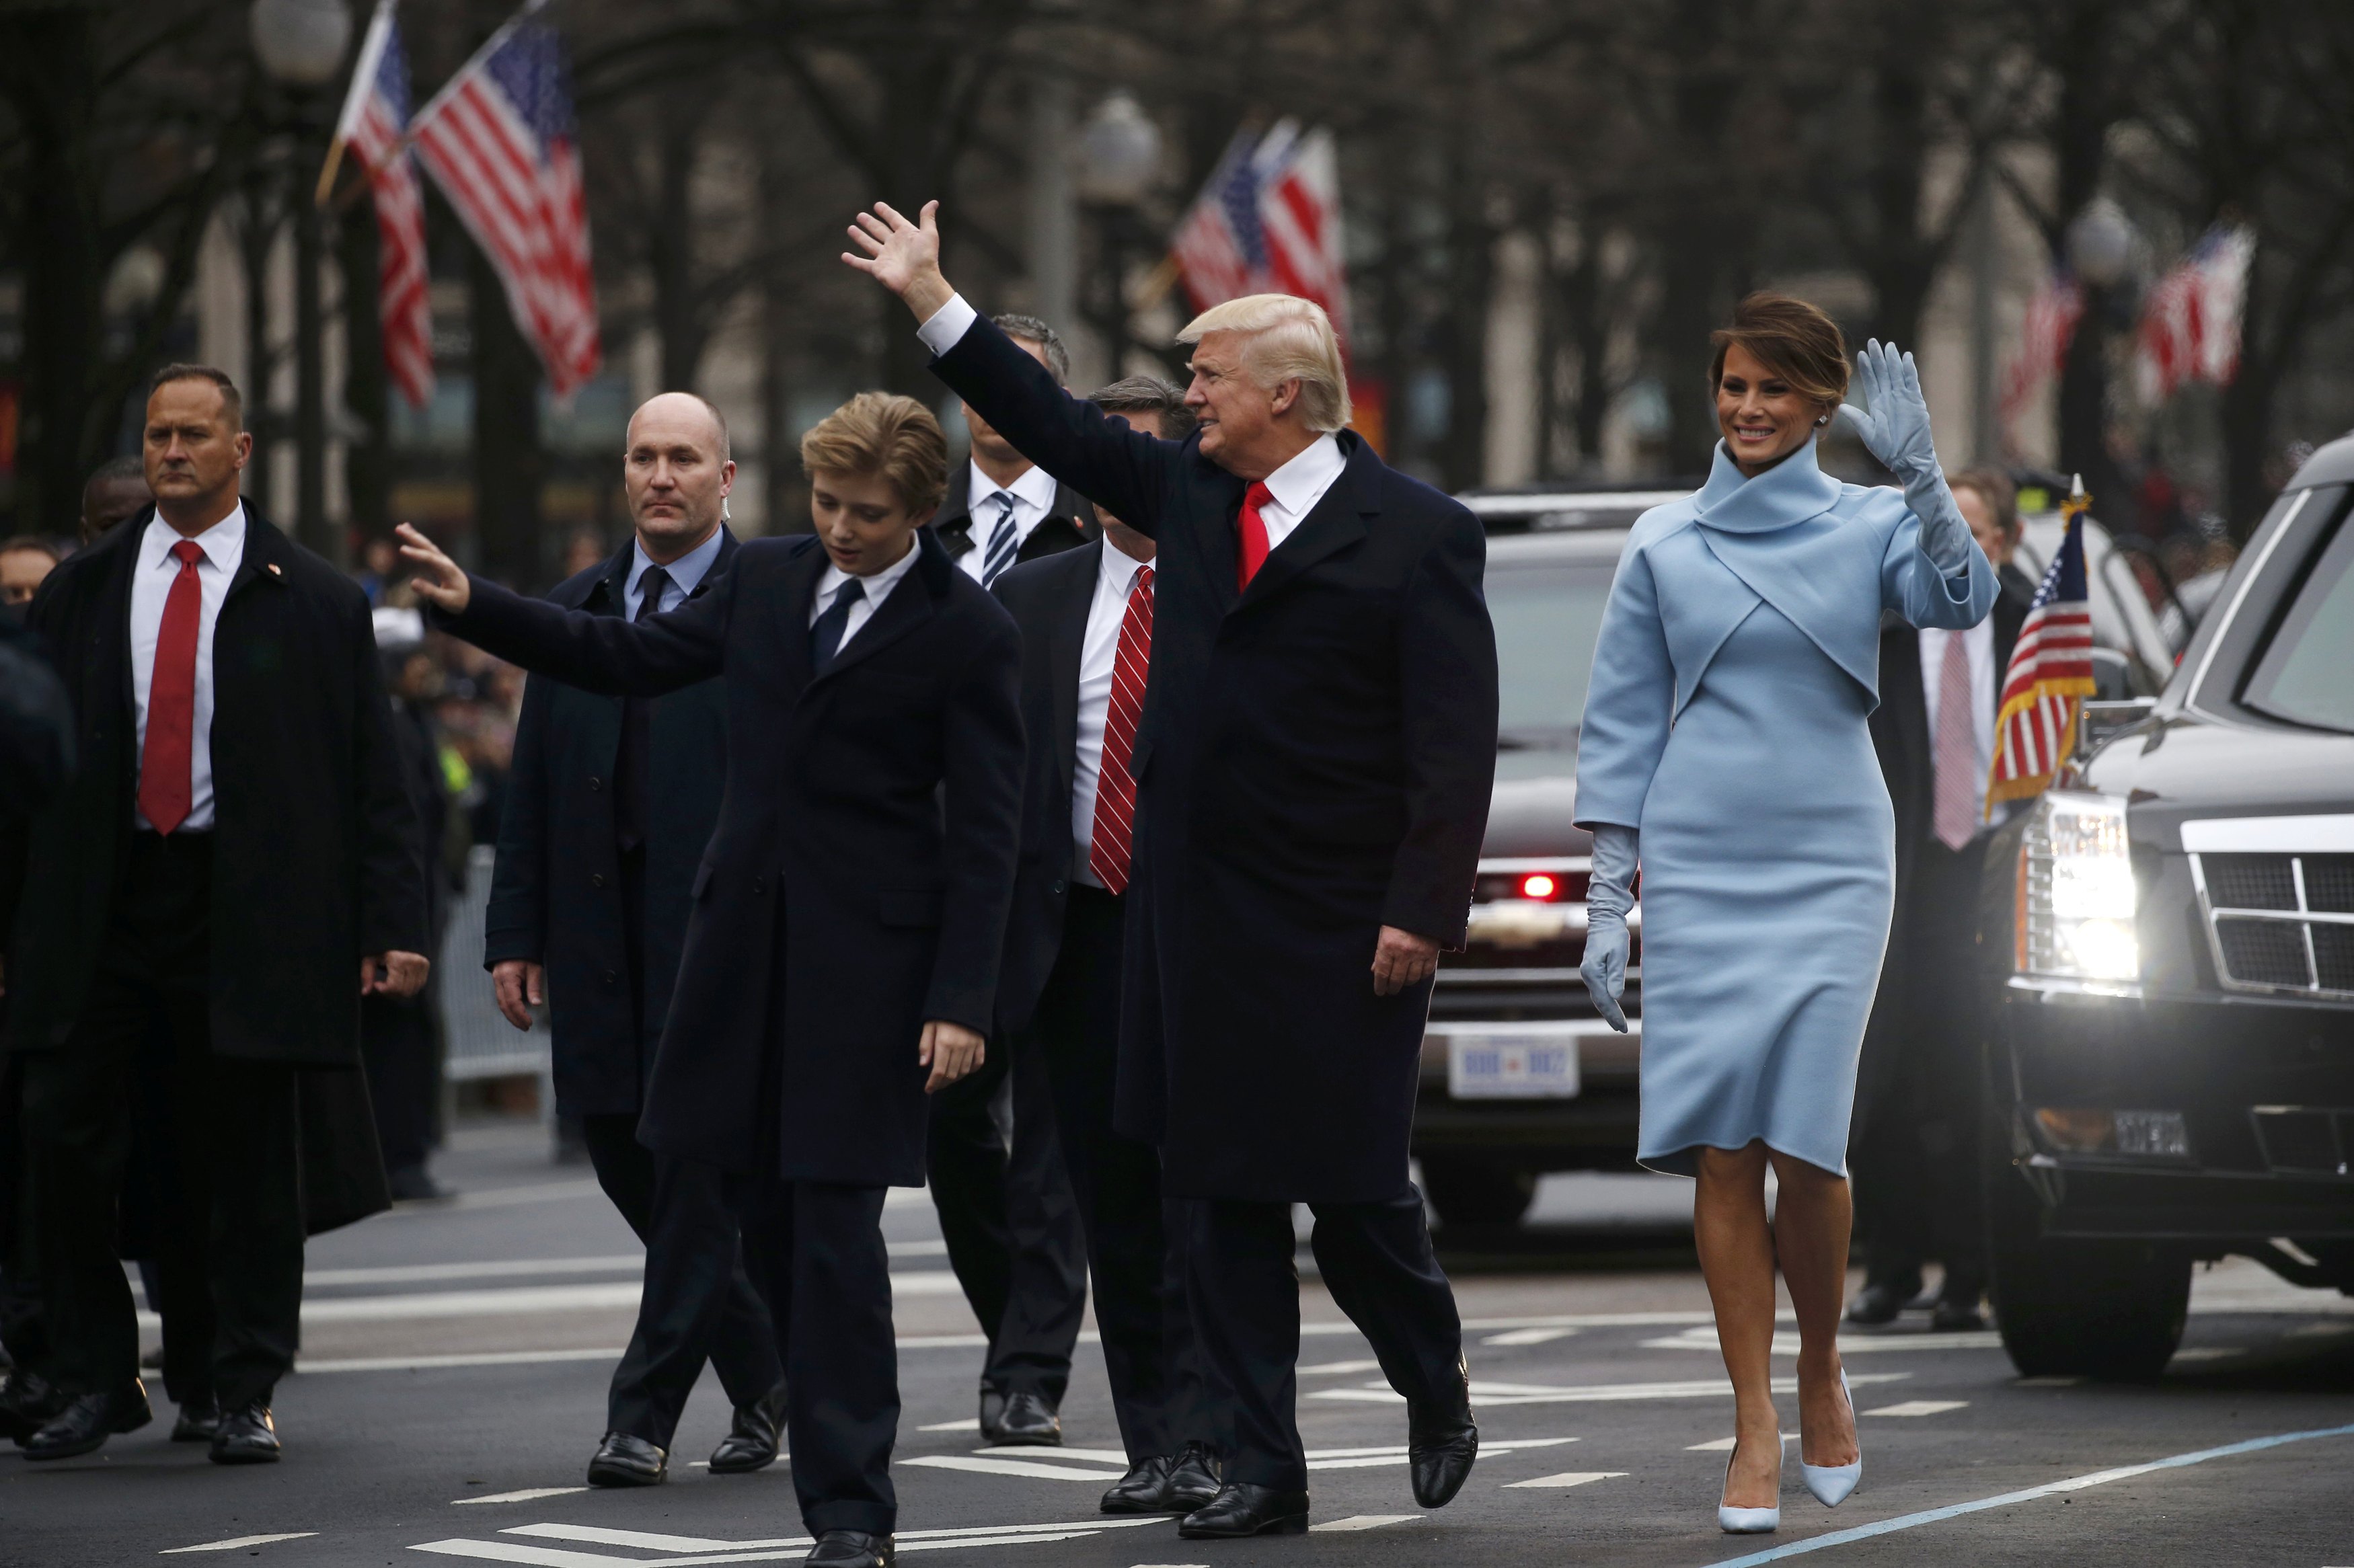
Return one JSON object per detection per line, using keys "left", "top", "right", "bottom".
{"left": 1708, "top": 1421, "right": 2354, "bottom": 1567}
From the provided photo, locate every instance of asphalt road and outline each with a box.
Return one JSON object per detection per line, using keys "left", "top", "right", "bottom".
{"left": 8, "top": 1120, "right": 2353, "bottom": 1568}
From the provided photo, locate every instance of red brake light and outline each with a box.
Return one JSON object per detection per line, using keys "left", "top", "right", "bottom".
{"left": 1520, "top": 873, "right": 1557, "bottom": 900}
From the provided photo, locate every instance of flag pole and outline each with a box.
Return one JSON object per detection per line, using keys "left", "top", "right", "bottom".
{"left": 315, "top": 0, "right": 400, "bottom": 207}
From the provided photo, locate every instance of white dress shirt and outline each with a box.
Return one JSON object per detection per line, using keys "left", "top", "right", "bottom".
{"left": 917, "top": 291, "right": 1349, "bottom": 550}
{"left": 1071, "top": 545, "right": 1154, "bottom": 888}
{"left": 130, "top": 504, "right": 248, "bottom": 832}
{"left": 956, "top": 459, "right": 1061, "bottom": 584}
{"left": 625, "top": 525, "right": 725, "bottom": 619}
{"left": 809, "top": 536, "right": 923, "bottom": 652}
{"left": 1919, "top": 616, "right": 1998, "bottom": 818}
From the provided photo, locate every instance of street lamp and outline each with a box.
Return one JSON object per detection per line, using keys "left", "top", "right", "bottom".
{"left": 252, "top": 0, "right": 352, "bottom": 565}
{"left": 2065, "top": 197, "right": 2137, "bottom": 289}
{"left": 1075, "top": 91, "right": 1162, "bottom": 381}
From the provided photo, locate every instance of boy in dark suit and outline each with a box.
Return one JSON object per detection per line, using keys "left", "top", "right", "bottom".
{"left": 400, "top": 392, "right": 1024, "bottom": 1568}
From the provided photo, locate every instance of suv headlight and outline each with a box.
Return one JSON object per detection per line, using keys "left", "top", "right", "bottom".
{"left": 2018, "top": 791, "right": 2139, "bottom": 984}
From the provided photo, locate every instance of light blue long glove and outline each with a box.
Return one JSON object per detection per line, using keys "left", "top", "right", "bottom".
{"left": 1581, "top": 822, "right": 1638, "bottom": 1033}
{"left": 1837, "top": 338, "right": 1974, "bottom": 576}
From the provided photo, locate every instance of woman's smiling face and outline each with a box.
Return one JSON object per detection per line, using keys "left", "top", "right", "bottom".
{"left": 1715, "top": 342, "right": 1830, "bottom": 477}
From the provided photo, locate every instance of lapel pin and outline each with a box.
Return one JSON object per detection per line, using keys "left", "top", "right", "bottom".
{"left": 266, "top": 562, "right": 282, "bottom": 576}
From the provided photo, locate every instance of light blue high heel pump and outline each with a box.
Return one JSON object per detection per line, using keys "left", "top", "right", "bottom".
{"left": 1801, "top": 1369, "right": 1862, "bottom": 1507}
{"left": 1716, "top": 1430, "right": 1781, "bottom": 1534}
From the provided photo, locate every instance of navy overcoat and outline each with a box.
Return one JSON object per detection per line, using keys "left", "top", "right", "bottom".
{"left": 440, "top": 527, "right": 1024, "bottom": 1185}
{"left": 932, "top": 318, "right": 1499, "bottom": 1204}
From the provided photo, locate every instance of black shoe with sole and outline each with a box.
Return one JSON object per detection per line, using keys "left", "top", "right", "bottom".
{"left": 803, "top": 1530, "right": 895, "bottom": 1566}
{"left": 586, "top": 1431, "right": 667, "bottom": 1486}
{"left": 981, "top": 1390, "right": 1060, "bottom": 1446}
{"left": 1178, "top": 1481, "right": 1311, "bottom": 1538}
{"left": 1408, "top": 1413, "right": 1479, "bottom": 1507}
{"left": 208, "top": 1402, "right": 280, "bottom": 1464}
{"left": 24, "top": 1382, "right": 151, "bottom": 1461}
{"left": 709, "top": 1381, "right": 787, "bottom": 1474}
{"left": 172, "top": 1395, "right": 222, "bottom": 1442}
{"left": 1165, "top": 1442, "right": 1223, "bottom": 1511}
{"left": 1844, "top": 1275, "right": 1922, "bottom": 1327}
{"left": 0, "top": 1369, "right": 68, "bottom": 1444}
{"left": 1099, "top": 1454, "right": 1176, "bottom": 1514}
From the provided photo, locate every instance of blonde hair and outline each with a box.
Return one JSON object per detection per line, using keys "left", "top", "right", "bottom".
{"left": 799, "top": 392, "right": 948, "bottom": 513}
{"left": 1176, "top": 294, "right": 1351, "bottom": 432}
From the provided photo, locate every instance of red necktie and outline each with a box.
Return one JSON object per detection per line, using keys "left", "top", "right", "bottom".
{"left": 1236, "top": 481, "right": 1273, "bottom": 591}
{"left": 1932, "top": 632, "right": 1977, "bottom": 849}
{"left": 1088, "top": 565, "right": 1154, "bottom": 895}
{"left": 140, "top": 539, "right": 205, "bottom": 835}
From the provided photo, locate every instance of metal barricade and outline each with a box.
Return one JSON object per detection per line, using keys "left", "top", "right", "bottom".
{"left": 435, "top": 845, "right": 554, "bottom": 1118}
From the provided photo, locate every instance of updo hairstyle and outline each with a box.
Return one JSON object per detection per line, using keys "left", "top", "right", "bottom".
{"left": 1708, "top": 293, "right": 1850, "bottom": 417}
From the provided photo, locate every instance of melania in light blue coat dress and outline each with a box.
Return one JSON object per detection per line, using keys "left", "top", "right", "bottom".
{"left": 1575, "top": 432, "right": 1997, "bottom": 1177}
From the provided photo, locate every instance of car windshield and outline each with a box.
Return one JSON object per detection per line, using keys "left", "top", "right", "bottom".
{"left": 2243, "top": 508, "right": 2354, "bottom": 733}
{"left": 1484, "top": 563, "right": 1613, "bottom": 746}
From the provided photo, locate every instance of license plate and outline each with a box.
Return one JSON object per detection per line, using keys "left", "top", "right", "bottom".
{"left": 1446, "top": 1031, "right": 1581, "bottom": 1099}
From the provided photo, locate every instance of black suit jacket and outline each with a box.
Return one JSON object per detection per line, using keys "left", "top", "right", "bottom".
{"left": 485, "top": 531, "right": 736, "bottom": 1118}
{"left": 932, "top": 317, "right": 1500, "bottom": 1204}
{"left": 989, "top": 537, "right": 1111, "bottom": 1037}
{"left": 439, "top": 526, "right": 1024, "bottom": 1184}
{"left": 1, "top": 504, "right": 426, "bottom": 1065}
{"left": 931, "top": 461, "right": 1098, "bottom": 574}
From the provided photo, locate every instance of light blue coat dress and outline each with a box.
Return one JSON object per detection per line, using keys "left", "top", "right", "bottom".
{"left": 1575, "top": 438, "right": 1997, "bottom": 1177}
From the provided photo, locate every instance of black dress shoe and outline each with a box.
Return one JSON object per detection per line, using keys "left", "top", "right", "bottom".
{"left": 0, "top": 1369, "right": 68, "bottom": 1444}
{"left": 24, "top": 1382, "right": 151, "bottom": 1460}
{"left": 1931, "top": 1297, "right": 1987, "bottom": 1331}
{"left": 586, "top": 1431, "right": 667, "bottom": 1486}
{"left": 804, "top": 1530, "right": 895, "bottom": 1567}
{"left": 208, "top": 1401, "right": 280, "bottom": 1464}
{"left": 1844, "top": 1277, "right": 1920, "bottom": 1327}
{"left": 1408, "top": 1409, "right": 1479, "bottom": 1508}
{"left": 1178, "top": 1481, "right": 1311, "bottom": 1538}
{"left": 1099, "top": 1453, "right": 1177, "bottom": 1514}
{"left": 386, "top": 1163, "right": 448, "bottom": 1202}
{"left": 710, "top": 1381, "right": 787, "bottom": 1474}
{"left": 1166, "top": 1442, "right": 1223, "bottom": 1511}
{"left": 172, "top": 1395, "right": 222, "bottom": 1442}
{"left": 981, "top": 1390, "right": 1060, "bottom": 1446}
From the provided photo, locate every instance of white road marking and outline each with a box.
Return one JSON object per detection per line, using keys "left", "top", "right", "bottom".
{"left": 383, "top": 1179, "right": 606, "bottom": 1215}
{"left": 1708, "top": 1421, "right": 2354, "bottom": 1566}
{"left": 1687, "top": 1434, "right": 1796, "bottom": 1451}
{"left": 1864, "top": 1400, "right": 1969, "bottom": 1417}
{"left": 452, "top": 1488, "right": 591, "bottom": 1506}
{"left": 1482, "top": 1327, "right": 1579, "bottom": 1347}
{"left": 310, "top": 1328, "right": 1003, "bottom": 1376}
{"left": 295, "top": 1273, "right": 962, "bottom": 1325}
{"left": 1312, "top": 1372, "right": 1910, "bottom": 1407}
{"left": 161, "top": 1535, "right": 319, "bottom": 1555}
{"left": 978, "top": 1446, "right": 1132, "bottom": 1463}
{"left": 416, "top": 1518, "right": 1172, "bottom": 1565}
{"left": 2170, "top": 1347, "right": 2243, "bottom": 1362}
{"left": 2012, "top": 1376, "right": 2082, "bottom": 1387}
{"left": 508, "top": 1526, "right": 747, "bottom": 1550}
{"left": 919, "top": 1418, "right": 981, "bottom": 1432}
{"left": 1309, "top": 1515, "right": 1421, "bottom": 1532}
{"left": 901, "top": 1455, "right": 1129, "bottom": 1481}
{"left": 1503, "top": 1471, "right": 1627, "bottom": 1489}
{"left": 1298, "top": 1358, "right": 1385, "bottom": 1376}
{"left": 1643, "top": 1326, "right": 2003, "bottom": 1354}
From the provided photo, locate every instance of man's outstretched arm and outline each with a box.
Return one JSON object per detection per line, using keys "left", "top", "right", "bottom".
{"left": 843, "top": 200, "right": 1172, "bottom": 534}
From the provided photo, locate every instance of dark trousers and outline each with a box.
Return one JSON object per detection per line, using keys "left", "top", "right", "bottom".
{"left": 359, "top": 990, "right": 437, "bottom": 1173}
{"left": 738, "top": 1177, "right": 897, "bottom": 1535}
{"left": 926, "top": 1009, "right": 1086, "bottom": 1406}
{"left": 1184, "top": 1189, "right": 1464, "bottom": 1491}
{"left": 1852, "top": 837, "right": 1989, "bottom": 1301}
{"left": 1034, "top": 884, "right": 1208, "bottom": 1460}
{"left": 580, "top": 1115, "right": 782, "bottom": 1448}
{"left": 20, "top": 832, "right": 304, "bottom": 1410}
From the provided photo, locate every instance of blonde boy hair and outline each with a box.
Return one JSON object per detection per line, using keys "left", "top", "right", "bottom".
{"left": 798, "top": 392, "right": 949, "bottom": 513}
{"left": 1175, "top": 294, "right": 1352, "bottom": 433}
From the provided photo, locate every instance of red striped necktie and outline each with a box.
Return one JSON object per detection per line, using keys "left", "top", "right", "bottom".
{"left": 139, "top": 539, "right": 205, "bottom": 834}
{"left": 1236, "top": 481, "right": 1273, "bottom": 591}
{"left": 1087, "top": 564, "right": 1154, "bottom": 895}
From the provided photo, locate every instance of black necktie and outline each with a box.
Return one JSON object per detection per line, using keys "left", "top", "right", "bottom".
{"left": 810, "top": 576, "right": 866, "bottom": 673}
{"left": 615, "top": 565, "right": 671, "bottom": 853}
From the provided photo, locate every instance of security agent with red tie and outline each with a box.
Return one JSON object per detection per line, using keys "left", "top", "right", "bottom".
{"left": 988, "top": 377, "right": 1220, "bottom": 1516}
{"left": 1, "top": 365, "right": 428, "bottom": 1464}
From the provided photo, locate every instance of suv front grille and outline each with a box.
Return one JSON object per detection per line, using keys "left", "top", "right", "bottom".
{"left": 2191, "top": 851, "right": 2354, "bottom": 999}
{"left": 2250, "top": 1107, "right": 2352, "bottom": 1177}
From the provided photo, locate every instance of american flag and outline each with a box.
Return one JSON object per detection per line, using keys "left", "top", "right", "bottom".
{"left": 1986, "top": 487, "right": 2098, "bottom": 810}
{"left": 409, "top": 1, "right": 600, "bottom": 397}
{"left": 1170, "top": 120, "right": 1351, "bottom": 340}
{"left": 328, "top": 0, "right": 434, "bottom": 407}
{"left": 2135, "top": 225, "right": 2255, "bottom": 404}
{"left": 1998, "top": 270, "right": 2084, "bottom": 442}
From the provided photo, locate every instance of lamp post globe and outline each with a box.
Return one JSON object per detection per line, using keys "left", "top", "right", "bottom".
{"left": 1075, "top": 90, "right": 1162, "bottom": 208}
{"left": 2066, "top": 196, "right": 2137, "bottom": 289}
{"left": 250, "top": 0, "right": 353, "bottom": 88}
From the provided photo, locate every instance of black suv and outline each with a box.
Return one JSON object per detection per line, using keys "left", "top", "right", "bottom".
{"left": 1979, "top": 434, "right": 2354, "bottom": 1378}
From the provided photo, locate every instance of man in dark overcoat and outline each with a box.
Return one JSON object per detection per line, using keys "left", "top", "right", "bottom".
{"left": 849, "top": 202, "right": 1500, "bottom": 1540}
{"left": 484, "top": 393, "right": 784, "bottom": 1487}
{"left": 398, "top": 390, "right": 1023, "bottom": 1568}
{"left": 1850, "top": 467, "right": 2036, "bottom": 1332}
{"left": 1, "top": 365, "right": 428, "bottom": 1464}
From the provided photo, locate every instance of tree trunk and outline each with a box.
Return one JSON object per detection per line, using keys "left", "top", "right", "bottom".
{"left": 340, "top": 190, "right": 391, "bottom": 543}
{"left": 1437, "top": 121, "right": 1490, "bottom": 492}
{"left": 2052, "top": 0, "right": 2122, "bottom": 517}
{"left": 652, "top": 102, "right": 707, "bottom": 391}
{"left": 6, "top": 5, "right": 102, "bottom": 534}
{"left": 469, "top": 237, "right": 543, "bottom": 585}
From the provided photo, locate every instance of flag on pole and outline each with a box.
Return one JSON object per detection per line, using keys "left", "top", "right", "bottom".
{"left": 409, "top": 0, "right": 601, "bottom": 397}
{"left": 1169, "top": 120, "right": 1351, "bottom": 341}
{"left": 2135, "top": 224, "right": 2256, "bottom": 404}
{"left": 1998, "top": 270, "right": 2084, "bottom": 440}
{"left": 324, "top": 0, "right": 434, "bottom": 407}
{"left": 1986, "top": 479, "right": 2098, "bottom": 810}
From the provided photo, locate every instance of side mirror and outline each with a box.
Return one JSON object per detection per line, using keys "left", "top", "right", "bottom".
{"left": 2080, "top": 697, "right": 2158, "bottom": 755}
